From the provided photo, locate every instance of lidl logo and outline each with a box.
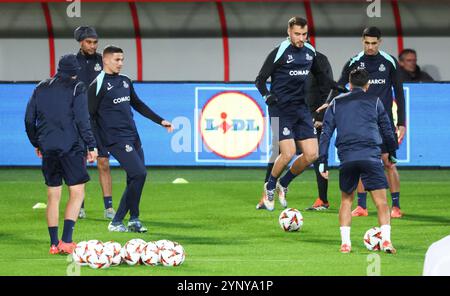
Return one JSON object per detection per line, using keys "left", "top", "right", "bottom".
{"left": 199, "top": 91, "right": 265, "bottom": 159}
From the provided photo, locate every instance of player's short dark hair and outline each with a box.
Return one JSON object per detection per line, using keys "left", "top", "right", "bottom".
{"left": 349, "top": 69, "right": 369, "bottom": 88}
{"left": 288, "top": 17, "right": 307, "bottom": 28}
{"left": 399, "top": 48, "right": 417, "bottom": 61}
{"left": 362, "top": 26, "right": 381, "bottom": 39}
{"left": 103, "top": 45, "right": 123, "bottom": 56}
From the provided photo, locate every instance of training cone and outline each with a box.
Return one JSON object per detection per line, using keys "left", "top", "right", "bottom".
{"left": 172, "top": 178, "right": 189, "bottom": 184}
{"left": 32, "top": 202, "right": 47, "bottom": 209}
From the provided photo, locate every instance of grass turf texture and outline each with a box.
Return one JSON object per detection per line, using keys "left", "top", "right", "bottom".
{"left": 0, "top": 168, "right": 449, "bottom": 276}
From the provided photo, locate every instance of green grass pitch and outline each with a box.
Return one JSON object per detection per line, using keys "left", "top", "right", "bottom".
{"left": 0, "top": 168, "right": 449, "bottom": 276}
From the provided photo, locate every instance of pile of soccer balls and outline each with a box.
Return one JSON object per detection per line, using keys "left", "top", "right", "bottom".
{"left": 278, "top": 208, "right": 304, "bottom": 232}
{"left": 72, "top": 239, "right": 185, "bottom": 269}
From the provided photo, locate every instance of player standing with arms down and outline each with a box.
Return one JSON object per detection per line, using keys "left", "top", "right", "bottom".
{"left": 318, "top": 69, "right": 397, "bottom": 254}
{"left": 74, "top": 26, "right": 116, "bottom": 220}
{"left": 255, "top": 17, "right": 341, "bottom": 211}
{"left": 337, "top": 27, "right": 406, "bottom": 218}
{"left": 89, "top": 46, "right": 173, "bottom": 233}
{"left": 25, "top": 54, "right": 98, "bottom": 254}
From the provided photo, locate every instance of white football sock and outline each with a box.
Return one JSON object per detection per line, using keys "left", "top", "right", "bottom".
{"left": 380, "top": 224, "right": 391, "bottom": 242}
{"left": 340, "top": 226, "right": 351, "bottom": 246}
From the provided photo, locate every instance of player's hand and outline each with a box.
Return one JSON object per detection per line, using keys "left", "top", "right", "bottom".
{"left": 318, "top": 162, "right": 329, "bottom": 180}
{"left": 388, "top": 152, "right": 398, "bottom": 164}
{"left": 161, "top": 120, "right": 174, "bottom": 133}
{"left": 397, "top": 125, "right": 406, "bottom": 144}
{"left": 263, "top": 94, "right": 278, "bottom": 106}
{"left": 87, "top": 149, "right": 98, "bottom": 163}
{"left": 35, "top": 148, "right": 42, "bottom": 159}
{"left": 315, "top": 103, "right": 329, "bottom": 113}
{"left": 314, "top": 121, "right": 323, "bottom": 129}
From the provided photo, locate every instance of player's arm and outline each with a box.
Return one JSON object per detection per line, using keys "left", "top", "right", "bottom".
{"left": 323, "top": 59, "right": 352, "bottom": 105}
{"left": 312, "top": 57, "right": 348, "bottom": 113}
{"left": 318, "top": 100, "right": 337, "bottom": 179}
{"left": 74, "top": 82, "right": 97, "bottom": 153}
{"left": 129, "top": 80, "right": 173, "bottom": 132}
{"left": 255, "top": 47, "right": 280, "bottom": 105}
{"left": 376, "top": 98, "right": 398, "bottom": 159}
{"left": 24, "top": 90, "right": 38, "bottom": 148}
{"left": 312, "top": 54, "right": 336, "bottom": 122}
{"left": 87, "top": 80, "right": 102, "bottom": 136}
{"left": 337, "top": 59, "right": 352, "bottom": 90}
{"left": 391, "top": 58, "right": 406, "bottom": 142}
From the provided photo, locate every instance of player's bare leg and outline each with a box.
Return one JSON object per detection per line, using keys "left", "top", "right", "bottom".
{"left": 382, "top": 153, "right": 402, "bottom": 218}
{"left": 257, "top": 140, "right": 278, "bottom": 209}
{"left": 339, "top": 191, "right": 354, "bottom": 253}
{"left": 271, "top": 139, "right": 296, "bottom": 177}
{"left": 275, "top": 138, "right": 318, "bottom": 208}
{"left": 370, "top": 188, "right": 396, "bottom": 253}
{"left": 98, "top": 157, "right": 112, "bottom": 198}
{"left": 352, "top": 179, "right": 369, "bottom": 216}
{"left": 66, "top": 184, "right": 85, "bottom": 222}
{"left": 97, "top": 157, "right": 115, "bottom": 219}
{"left": 47, "top": 186, "right": 62, "bottom": 254}
{"left": 58, "top": 183, "right": 85, "bottom": 254}
{"left": 290, "top": 138, "right": 318, "bottom": 175}
{"left": 47, "top": 186, "right": 62, "bottom": 228}
{"left": 262, "top": 139, "right": 296, "bottom": 211}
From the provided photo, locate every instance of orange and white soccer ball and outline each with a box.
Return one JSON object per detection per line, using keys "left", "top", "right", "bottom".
{"left": 279, "top": 208, "right": 303, "bottom": 232}
{"left": 86, "top": 240, "right": 104, "bottom": 255}
{"left": 160, "top": 243, "right": 185, "bottom": 267}
{"left": 155, "top": 239, "right": 175, "bottom": 251}
{"left": 122, "top": 239, "right": 146, "bottom": 265}
{"left": 141, "top": 241, "right": 160, "bottom": 266}
{"left": 363, "top": 227, "right": 383, "bottom": 251}
{"left": 85, "top": 250, "right": 112, "bottom": 269}
{"left": 103, "top": 241, "right": 122, "bottom": 266}
{"left": 72, "top": 241, "right": 89, "bottom": 266}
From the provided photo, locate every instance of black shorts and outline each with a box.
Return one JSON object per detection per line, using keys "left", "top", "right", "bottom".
{"left": 339, "top": 160, "right": 388, "bottom": 194}
{"left": 269, "top": 103, "right": 317, "bottom": 141}
{"left": 42, "top": 152, "right": 90, "bottom": 187}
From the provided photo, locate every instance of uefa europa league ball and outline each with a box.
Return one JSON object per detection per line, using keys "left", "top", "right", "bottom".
{"left": 363, "top": 227, "right": 383, "bottom": 251}
{"left": 279, "top": 208, "right": 303, "bottom": 232}
{"left": 122, "top": 239, "right": 145, "bottom": 265}
{"left": 141, "top": 241, "right": 161, "bottom": 266}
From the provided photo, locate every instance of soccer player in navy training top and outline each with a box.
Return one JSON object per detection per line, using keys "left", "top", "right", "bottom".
{"left": 338, "top": 27, "right": 405, "bottom": 218}
{"left": 318, "top": 69, "right": 397, "bottom": 254}
{"left": 25, "top": 54, "right": 98, "bottom": 254}
{"left": 89, "top": 46, "right": 173, "bottom": 233}
{"left": 255, "top": 17, "right": 341, "bottom": 211}
{"left": 74, "top": 26, "right": 116, "bottom": 220}
{"left": 255, "top": 50, "right": 335, "bottom": 211}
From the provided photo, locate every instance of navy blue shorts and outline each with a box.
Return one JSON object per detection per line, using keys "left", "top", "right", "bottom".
{"left": 269, "top": 103, "right": 317, "bottom": 141}
{"left": 42, "top": 152, "right": 90, "bottom": 187}
{"left": 339, "top": 160, "right": 388, "bottom": 194}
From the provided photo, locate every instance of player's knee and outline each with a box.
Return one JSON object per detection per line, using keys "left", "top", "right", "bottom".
{"left": 341, "top": 195, "right": 353, "bottom": 205}
{"left": 305, "top": 151, "right": 318, "bottom": 164}
{"left": 97, "top": 158, "right": 110, "bottom": 172}
{"left": 281, "top": 150, "right": 296, "bottom": 162}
